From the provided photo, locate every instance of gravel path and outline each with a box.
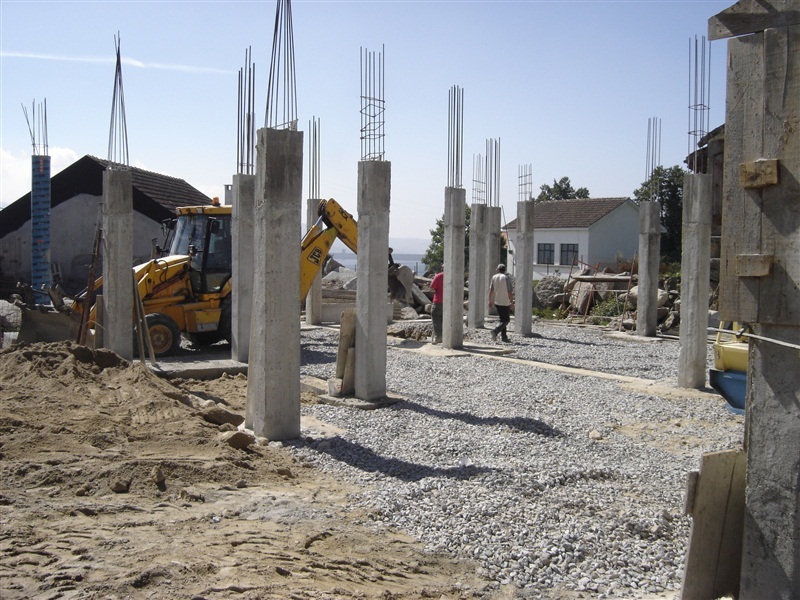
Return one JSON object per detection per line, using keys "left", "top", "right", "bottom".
{"left": 294, "top": 321, "right": 744, "bottom": 599}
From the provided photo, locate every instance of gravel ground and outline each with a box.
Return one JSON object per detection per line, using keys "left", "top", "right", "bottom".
{"left": 293, "top": 320, "right": 744, "bottom": 599}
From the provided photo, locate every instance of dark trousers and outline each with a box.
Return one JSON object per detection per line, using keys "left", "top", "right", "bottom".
{"left": 432, "top": 303, "right": 443, "bottom": 341}
{"left": 493, "top": 304, "right": 511, "bottom": 339}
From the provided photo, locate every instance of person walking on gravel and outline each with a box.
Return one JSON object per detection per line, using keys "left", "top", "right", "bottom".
{"left": 488, "top": 263, "right": 514, "bottom": 343}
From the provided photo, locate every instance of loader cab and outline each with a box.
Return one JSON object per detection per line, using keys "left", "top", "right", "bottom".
{"left": 169, "top": 206, "right": 233, "bottom": 295}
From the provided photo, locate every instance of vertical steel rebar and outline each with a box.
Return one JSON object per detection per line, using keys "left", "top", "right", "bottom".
{"left": 308, "top": 116, "right": 321, "bottom": 199}
{"left": 447, "top": 85, "right": 464, "bottom": 188}
{"left": 107, "top": 33, "right": 129, "bottom": 168}
{"left": 359, "top": 45, "right": 385, "bottom": 161}
{"left": 265, "top": 0, "right": 297, "bottom": 130}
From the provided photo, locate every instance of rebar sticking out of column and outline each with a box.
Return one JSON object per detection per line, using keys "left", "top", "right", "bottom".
{"left": 447, "top": 85, "right": 464, "bottom": 188}
{"left": 645, "top": 117, "right": 661, "bottom": 201}
{"left": 237, "top": 46, "right": 256, "bottom": 174}
{"left": 472, "top": 153, "right": 486, "bottom": 204}
{"left": 360, "top": 45, "right": 385, "bottom": 161}
{"left": 308, "top": 116, "right": 321, "bottom": 199}
{"left": 485, "top": 138, "right": 500, "bottom": 208}
{"left": 107, "top": 33, "right": 129, "bottom": 168}
{"left": 518, "top": 164, "right": 533, "bottom": 202}
{"left": 687, "top": 35, "right": 711, "bottom": 173}
{"left": 265, "top": 0, "right": 297, "bottom": 130}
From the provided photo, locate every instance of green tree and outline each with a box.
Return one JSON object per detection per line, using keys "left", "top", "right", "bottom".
{"left": 422, "top": 205, "right": 470, "bottom": 275}
{"left": 535, "top": 177, "right": 590, "bottom": 203}
{"left": 632, "top": 165, "right": 685, "bottom": 262}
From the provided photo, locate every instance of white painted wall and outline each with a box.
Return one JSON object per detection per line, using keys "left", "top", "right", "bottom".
{"left": 586, "top": 201, "right": 639, "bottom": 269}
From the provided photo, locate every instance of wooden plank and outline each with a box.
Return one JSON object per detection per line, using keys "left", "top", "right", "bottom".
{"left": 680, "top": 449, "right": 746, "bottom": 600}
{"left": 709, "top": 0, "right": 800, "bottom": 41}
{"left": 713, "top": 451, "right": 746, "bottom": 597}
{"left": 335, "top": 308, "right": 356, "bottom": 379}
{"left": 757, "top": 25, "right": 800, "bottom": 325}
{"left": 719, "top": 33, "right": 765, "bottom": 323}
{"left": 736, "top": 254, "right": 774, "bottom": 277}
{"left": 739, "top": 158, "right": 780, "bottom": 188}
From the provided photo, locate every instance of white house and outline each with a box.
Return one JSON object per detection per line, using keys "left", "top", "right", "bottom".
{"left": 504, "top": 197, "right": 640, "bottom": 280}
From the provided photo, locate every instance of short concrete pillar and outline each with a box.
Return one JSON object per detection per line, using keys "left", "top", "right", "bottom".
{"left": 514, "top": 200, "right": 535, "bottom": 335}
{"left": 246, "top": 127, "right": 303, "bottom": 440}
{"left": 467, "top": 203, "right": 487, "bottom": 329}
{"left": 355, "top": 160, "right": 391, "bottom": 402}
{"left": 102, "top": 168, "right": 133, "bottom": 360}
{"left": 485, "top": 206, "right": 502, "bottom": 311}
{"left": 305, "top": 198, "right": 323, "bottom": 325}
{"left": 678, "top": 174, "right": 711, "bottom": 388}
{"left": 636, "top": 201, "right": 661, "bottom": 337}
{"left": 231, "top": 173, "right": 255, "bottom": 362}
{"left": 443, "top": 187, "right": 465, "bottom": 349}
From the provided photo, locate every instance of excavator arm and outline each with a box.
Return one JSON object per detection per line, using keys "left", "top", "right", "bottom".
{"left": 300, "top": 198, "right": 358, "bottom": 299}
{"left": 299, "top": 198, "right": 417, "bottom": 305}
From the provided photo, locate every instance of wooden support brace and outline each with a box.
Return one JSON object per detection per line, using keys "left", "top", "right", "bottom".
{"left": 739, "top": 158, "right": 779, "bottom": 189}
{"left": 736, "top": 254, "right": 774, "bottom": 277}
{"left": 680, "top": 449, "right": 746, "bottom": 600}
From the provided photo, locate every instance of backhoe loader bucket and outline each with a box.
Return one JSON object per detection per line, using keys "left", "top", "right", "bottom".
{"left": 388, "top": 264, "right": 415, "bottom": 303}
{"left": 17, "top": 306, "right": 82, "bottom": 344}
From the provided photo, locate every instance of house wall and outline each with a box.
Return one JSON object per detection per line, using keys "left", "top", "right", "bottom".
{"left": 0, "top": 194, "right": 165, "bottom": 294}
{"left": 586, "top": 201, "right": 639, "bottom": 270}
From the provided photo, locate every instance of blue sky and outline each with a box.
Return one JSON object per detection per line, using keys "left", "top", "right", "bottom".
{"left": 1, "top": 0, "right": 730, "bottom": 243}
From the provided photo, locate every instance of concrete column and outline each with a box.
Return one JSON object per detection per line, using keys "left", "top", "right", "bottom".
{"left": 443, "top": 187, "right": 465, "bottom": 349}
{"left": 102, "top": 168, "right": 133, "bottom": 360}
{"left": 305, "top": 198, "right": 323, "bottom": 325}
{"left": 467, "top": 203, "right": 487, "bottom": 329}
{"left": 514, "top": 200, "right": 535, "bottom": 335}
{"left": 245, "top": 127, "right": 303, "bottom": 440}
{"left": 678, "top": 174, "right": 711, "bottom": 388}
{"left": 486, "top": 206, "right": 502, "bottom": 312}
{"left": 636, "top": 201, "right": 660, "bottom": 337}
{"left": 741, "top": 324, "right": 800, "bottom": 598}
{"left": 355, "top": 160, "right": 391, "bottom": 401}
{"left": 231, "top": 173, "right": 255, "bottom": 362}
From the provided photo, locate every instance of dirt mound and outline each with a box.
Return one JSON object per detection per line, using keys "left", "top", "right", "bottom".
{"left": 0, "top": 342, "right": 488, "bottom": 599}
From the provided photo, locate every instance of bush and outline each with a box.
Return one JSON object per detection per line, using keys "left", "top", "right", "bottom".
{"left": 532, "top": 306, "right": 567, "bottom": 321}
{"left": 590, "top": 296, "right": 623, "bottom": 319}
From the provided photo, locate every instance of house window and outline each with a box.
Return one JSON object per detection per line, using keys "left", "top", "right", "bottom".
{"left": 560, "top": 243, "right": 579, "bottom": 266}
{"left": 537, "top": 243, "right": 554, "bottom": 265}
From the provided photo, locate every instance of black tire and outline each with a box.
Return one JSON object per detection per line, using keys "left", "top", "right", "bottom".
{"left": 137, "top": 313, "right": 181, "bottom": 357}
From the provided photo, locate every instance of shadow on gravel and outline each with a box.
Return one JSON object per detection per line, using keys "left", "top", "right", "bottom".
{"left": 300, "top": 346, "right": 337, "bottom": 366}
{"left": 305, "top": 436, "right": 494, "bottom": 482}
{"left": 396, "top": 399, "right": 562, "bottom": 437}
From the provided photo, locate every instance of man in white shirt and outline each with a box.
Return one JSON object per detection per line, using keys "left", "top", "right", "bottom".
{"left": 488, "top": 263, "right": 514, "bottom": 343}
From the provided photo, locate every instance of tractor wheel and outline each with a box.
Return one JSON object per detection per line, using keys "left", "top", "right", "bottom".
{"left": 139, "top": 313, "right": 181, "bottom": 357}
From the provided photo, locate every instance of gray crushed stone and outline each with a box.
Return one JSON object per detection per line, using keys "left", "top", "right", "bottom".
{"left": 293, "top": 321, "right": 743, "bottom": 599}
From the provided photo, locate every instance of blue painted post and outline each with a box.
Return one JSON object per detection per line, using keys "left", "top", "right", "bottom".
{"left": 30, "top": 155, "right": 52, "bottom": 291}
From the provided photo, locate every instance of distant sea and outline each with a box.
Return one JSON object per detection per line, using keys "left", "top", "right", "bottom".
{"left": 331, "top": 252, "right": 428, "bottom": 275}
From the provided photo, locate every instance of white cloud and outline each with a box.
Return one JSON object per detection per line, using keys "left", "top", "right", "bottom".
{"left": 0, "top": 51, "right": 233, "bottom": 75}
{"left": 1, "top": 147, "right": 80, "bottom": 208}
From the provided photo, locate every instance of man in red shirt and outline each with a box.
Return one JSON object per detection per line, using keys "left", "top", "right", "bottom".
{"left": 430, "top": 270, "right": 444, "bottom": 344}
